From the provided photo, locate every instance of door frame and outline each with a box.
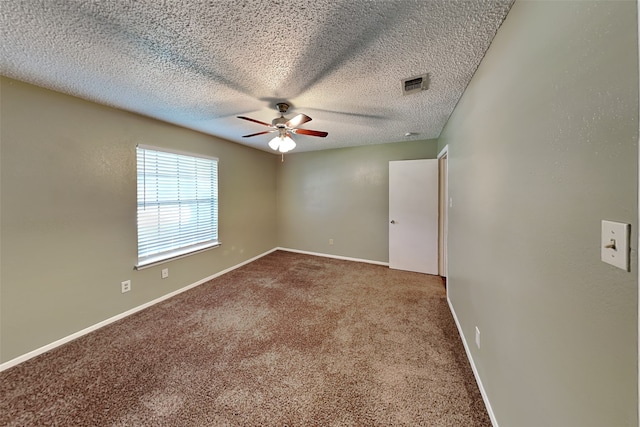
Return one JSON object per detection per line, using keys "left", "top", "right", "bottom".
{"left": 438, "top": 145, "right": 449, "bottom": 278}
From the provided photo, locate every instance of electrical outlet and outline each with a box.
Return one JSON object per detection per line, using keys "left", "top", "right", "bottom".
{"left": 161, "top": 268, "right": 169, "bottom": 279}
{"left": 121, "top": 280, "right": 131, "bottom": 293}
{"left": 475, "top": 326, "right": 481, "bottom": 349}
{"left": 329, "top": 239, "right": 334, "bottom": 245}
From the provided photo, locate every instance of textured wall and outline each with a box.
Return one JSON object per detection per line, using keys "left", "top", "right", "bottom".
{"left": 277, "top": 141, "right": 438, "bottom": 262}
{"left": 439, "top": 1, "right": 638, "bottom": 426}
{"left": 0, "top": 77, "right": 278, "bottom": 363}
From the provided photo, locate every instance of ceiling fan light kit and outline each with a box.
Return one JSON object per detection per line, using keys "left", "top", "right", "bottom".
{"left": 269, "top": 135, "right": 296, "bottom": 153}
{"left": 237, "top": 103, "right": 327, "bottom": 154}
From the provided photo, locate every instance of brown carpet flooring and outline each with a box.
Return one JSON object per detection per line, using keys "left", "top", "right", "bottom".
{"left": 1, "top": 251, "right": 491, "bottom": 426}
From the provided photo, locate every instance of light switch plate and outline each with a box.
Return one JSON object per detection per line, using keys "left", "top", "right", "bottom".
{"left": 601, "top": 220, "right": 630, "bottom": 271}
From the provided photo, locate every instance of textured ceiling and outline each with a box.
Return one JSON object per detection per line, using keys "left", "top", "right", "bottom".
{"left": 1, "top": 0, "right": 514, "bottom": 153}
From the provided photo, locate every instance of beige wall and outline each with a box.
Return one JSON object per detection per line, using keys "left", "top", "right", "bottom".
{"left": 0, "top": 77, "right": 278, "bottom": 363}
{"left": 276, "top": 140, "right": 438, "bottom": 262}
{"left": 438, "top": 1, "right": 638, "bottom": 426}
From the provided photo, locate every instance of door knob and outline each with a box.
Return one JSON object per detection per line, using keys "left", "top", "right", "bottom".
{"left": 390, "top": 220, "right": 396, "bottom": 224}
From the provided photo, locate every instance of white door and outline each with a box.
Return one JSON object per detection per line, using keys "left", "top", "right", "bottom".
{"left": 389, "top": 159, "right": 439, "bottom": 274}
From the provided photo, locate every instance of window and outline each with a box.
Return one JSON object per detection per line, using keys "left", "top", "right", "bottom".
{"left": 136, "top": 145, "right": 219, "bottom": 268}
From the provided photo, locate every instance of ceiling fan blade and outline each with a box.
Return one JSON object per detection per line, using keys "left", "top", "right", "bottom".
{"left": 237, "top": 116, "right": 273, "bottom": 127}
{"left": 292, "top": 128, "right": 328, "bottom": 137}
{"left": 242, "top": 130, "right": 276, "bottom": 138}
{"left": 286, "top": 113, "right": 312, "bottom": 129}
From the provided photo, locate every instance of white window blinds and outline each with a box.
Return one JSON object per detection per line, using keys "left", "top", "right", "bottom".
{"left": 136, "top": 146, "right": 219, "bottom": 268}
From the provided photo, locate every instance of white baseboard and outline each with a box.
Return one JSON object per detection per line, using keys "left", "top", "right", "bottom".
{"left": 276, "top": 247, "right": 389, "bottom": 266}
{"left": 447, "top": 294, "right": 499, "bottom": 427}
{"left": 0, "top": 247, "right": 279, "bottom": 372}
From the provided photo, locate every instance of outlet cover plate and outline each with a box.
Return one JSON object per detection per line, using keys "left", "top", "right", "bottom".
{"left": 121, "top": 280, "right": 131, "bottom": 293}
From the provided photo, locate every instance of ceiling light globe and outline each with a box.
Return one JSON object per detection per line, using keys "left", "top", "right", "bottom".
{"left": 279, "top": 136, "right": 296, "bottom": 153}
{"left": 268, "top": 137, "right": 281, "bottom": 151}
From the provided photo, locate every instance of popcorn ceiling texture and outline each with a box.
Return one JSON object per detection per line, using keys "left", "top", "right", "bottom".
{"left": 1, "top": 0, "right": 513, "bottom": 152}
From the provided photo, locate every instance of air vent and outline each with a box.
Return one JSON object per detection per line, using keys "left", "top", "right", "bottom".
{"left": 402, "top": 74, "right": 429, "bottom": 95}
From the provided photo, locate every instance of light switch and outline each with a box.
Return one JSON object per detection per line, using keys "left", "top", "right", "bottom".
{"left": 601, "top": 220, "right": 630, "bottom": 271}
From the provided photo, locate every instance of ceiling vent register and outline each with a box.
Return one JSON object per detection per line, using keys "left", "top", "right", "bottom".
{"left": 402, "top": 74, "right": 429, "bottom": 95}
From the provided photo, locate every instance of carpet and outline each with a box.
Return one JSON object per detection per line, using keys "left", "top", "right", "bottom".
{"left": 1, "top": 251, "right": 491, "bottom": 426}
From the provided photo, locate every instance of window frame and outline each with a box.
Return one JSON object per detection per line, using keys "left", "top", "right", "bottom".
{"left": 135, "top": 145, "right": 220, "bottom": 270}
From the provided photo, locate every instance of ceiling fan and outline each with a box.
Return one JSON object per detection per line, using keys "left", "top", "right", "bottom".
{"left": 237, "top": 103, "right": 328, "bottom": 153}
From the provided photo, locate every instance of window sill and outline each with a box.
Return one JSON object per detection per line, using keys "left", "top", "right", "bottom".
{"left": 134, "top": 242, "right": 221, "bottom": 270}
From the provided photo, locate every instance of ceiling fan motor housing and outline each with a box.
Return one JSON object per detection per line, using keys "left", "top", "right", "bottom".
{"left": 272, "top": 116, "right": 288, "bottom": 127}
